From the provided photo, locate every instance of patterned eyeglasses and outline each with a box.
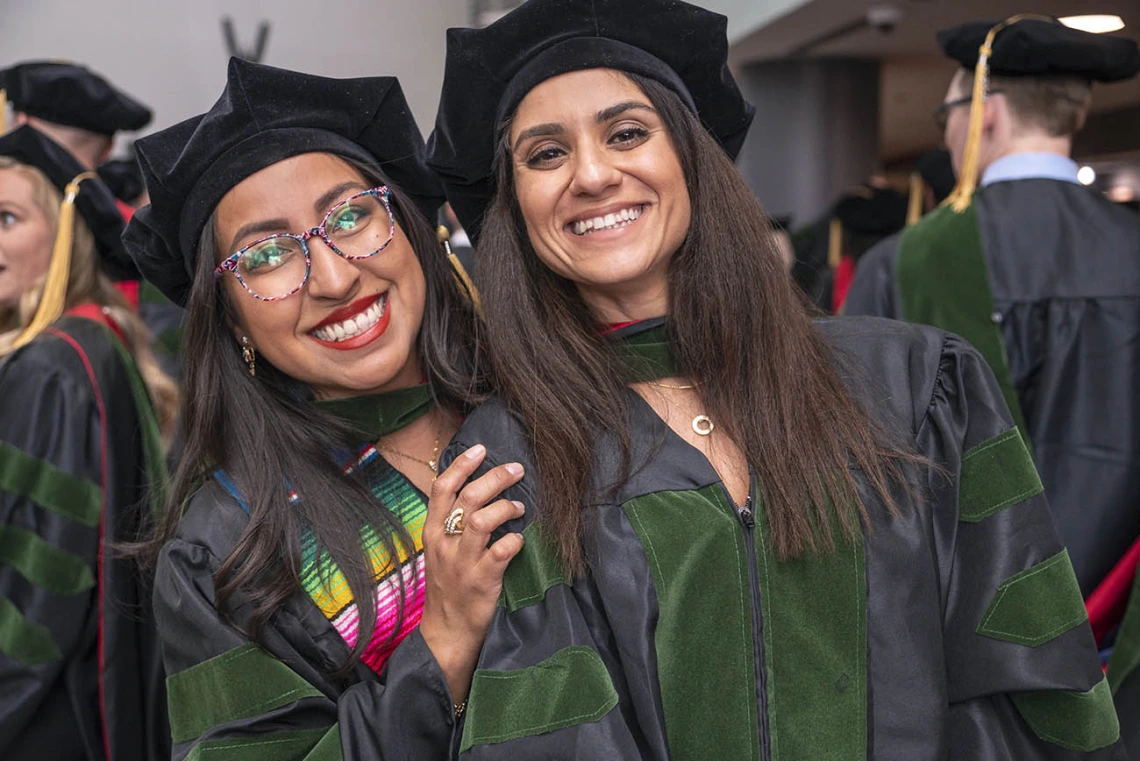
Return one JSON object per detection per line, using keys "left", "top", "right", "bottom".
{"left": 214, "top": 186, "right": 396, "bottom": 301}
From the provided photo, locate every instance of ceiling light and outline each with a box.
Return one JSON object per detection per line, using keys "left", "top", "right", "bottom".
{"left": 1059, "top": 15, "right": 1125, "bottom": 34}
{"left": 1078, "top": 166, "right": 1097, "bottom": 186}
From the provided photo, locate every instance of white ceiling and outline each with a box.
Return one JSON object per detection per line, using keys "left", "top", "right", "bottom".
{"left": 729, "top": 0, "right": 1140, "bottom": 163}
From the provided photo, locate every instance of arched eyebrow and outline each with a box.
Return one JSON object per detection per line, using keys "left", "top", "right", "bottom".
{"left": 512, "top": 101, "right": 657, "bottom": 154}
{"left": 595, "top": 101, "right": 655, "bottom": 123}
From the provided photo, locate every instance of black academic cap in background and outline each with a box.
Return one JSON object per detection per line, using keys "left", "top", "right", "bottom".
{"left": 426, "top": 0, "right": 755, "bottom": 241}
{"left": 915, "top": 150, "right": 956, "bottom": 206}
{"left": 124, "top": 57, "right": 444, "bottom": 307}
{"left": 98, "top": 157, "right": 145, "bottom": 204}
{"left": 0, "top": 126, "right": 136, "bottom": 280}
{"left": 833, "top": 186, "right": 908, "bottom": 235}
{"left": 938, "top": 19, "right": 1140, "bottom": 82}
{"left": 2, "top": 61, "right": 152, "bottom": 136}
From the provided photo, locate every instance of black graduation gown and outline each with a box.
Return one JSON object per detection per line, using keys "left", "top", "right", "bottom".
{"left": 440, "top": 318, "right": 1123, "bottom": 760}
{"left": 845, "top": 179, "right": 1140, "bottom": 596}
{"left": 0, "top": 315, "right": 168, "bottom": 761}
{"left": 152, "top": 476, "right": 457, "bottom": 760}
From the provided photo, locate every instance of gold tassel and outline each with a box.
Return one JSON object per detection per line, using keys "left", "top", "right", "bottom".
{"left": 827, "top": 217, "right": 843, "bottom": 270}
{"left": 437, "top": 224, "right": 483, "bottom": 318}
{"left": 14, "top": 172, "right": 97, "bottom": 349}
{"left": 0, "top": 89, "right": 7, "bottom": 134}
{"left": 944, "top": 14, "right": 1057, "bottom": 213}
{"left": 906, "top": 172, "right": 925, "bottom": 225}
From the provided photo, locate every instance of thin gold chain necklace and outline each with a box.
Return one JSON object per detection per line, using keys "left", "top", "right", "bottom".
{"left": 378, "top": 416, "right": 444, "bottom": 480}
{"left": 646, "top": 379, "right": 714, "bottom": 436}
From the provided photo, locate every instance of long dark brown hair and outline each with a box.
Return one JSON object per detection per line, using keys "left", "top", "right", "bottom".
{"left": 477, "top": 73, "right": 917, "bottom": 577}
{"left": 141, "top": 156, "right": 486, "bottom": 672}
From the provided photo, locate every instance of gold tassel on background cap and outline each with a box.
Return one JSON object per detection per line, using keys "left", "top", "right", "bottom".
{"left": 944, "top": 14, "right": 1057, "bottom": 213}
{"left": 906, "top": 172, "right": 925, "bottom": 225}
{"left": 0, "top": 89, "right": 7, "bottom": 134}
{"left": 14, "top": 171, "right": 97, "bottom": 349}
{"left": 827, "top": 217, "right": 843, "bottom": 270}
{"left": 437, "top": 224, "right": 483, "bottom": 318}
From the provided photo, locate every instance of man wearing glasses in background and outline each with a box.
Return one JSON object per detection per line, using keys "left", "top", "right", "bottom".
{"left": 845, "top": 17, "right": 1140, "bottom": 752}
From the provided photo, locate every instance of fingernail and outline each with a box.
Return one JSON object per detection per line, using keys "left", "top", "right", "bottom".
{"left": 512, "top": 500, "right": 526, "bottom": 513}
{"left": 465, "top": 444, "right": 486, "bottom": 460}
{"left": 506, "top": 463, "right": 524, "bottom": 476}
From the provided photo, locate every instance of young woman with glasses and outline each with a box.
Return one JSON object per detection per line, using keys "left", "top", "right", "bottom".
{"left": 124, "top": 59, "right": 521, "bottom": 759}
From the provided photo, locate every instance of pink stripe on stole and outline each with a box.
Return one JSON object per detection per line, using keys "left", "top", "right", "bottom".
{"left": 332, "top": 555, "right": 424, "bottom": 651}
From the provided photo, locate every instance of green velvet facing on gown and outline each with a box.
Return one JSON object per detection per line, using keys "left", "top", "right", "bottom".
{"left": 166, "top": 642, "right": 325, "bottom": 745}
{"left": 0, "top": 439, "right": 101, "bottom": 527}
{"left": 623, "top": 487, "right": 762, "bottom": 761}
{"left": 314, "top": 384, "right": 436, "bottom": 440}
{"left": 107, "top": 330, "right": 169, "bottom": 515}
{"left": 896, "top": 204, "right": 1029, "bottom": 441}
{"left": 498, "top": 521, "right": 566, "bottom": 613}
{"left": 460, "top": 646, "right": 619, "bottom": 753}
{"left": 976, "top": 549, "right": 1087, "bottom": 647}
{"left": 753, "top": 500, "right": 868, "bottom": 761}
{"left": 0, "top": 524, "right": 95, "bottom": 596}
{"left": 1010, "top": 678, "right": 1120, "bottom": 752}
{"left": 0, "top": 597, "right": 62, "bottom": 666}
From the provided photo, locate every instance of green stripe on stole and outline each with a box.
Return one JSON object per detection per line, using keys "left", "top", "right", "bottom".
{"left": 895, "top": 203, "right": 1030, "bottom": 442}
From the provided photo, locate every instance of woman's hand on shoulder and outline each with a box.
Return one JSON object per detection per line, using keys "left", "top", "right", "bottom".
{"left": 419, "top": 443, "right": 526, "bottom": 702}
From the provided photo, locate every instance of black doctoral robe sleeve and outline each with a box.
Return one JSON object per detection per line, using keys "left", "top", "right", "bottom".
{"left": 0, "top": 344, "right": 104, "bottom": 756}
{"left": 153, "top": 487, "right": 458, "bottom": 761}
{"left": 843, "top": 234, "right": 901, "bottom": 318}
{"left": 923, "top": 334, "right": 1124, "bottom": 758}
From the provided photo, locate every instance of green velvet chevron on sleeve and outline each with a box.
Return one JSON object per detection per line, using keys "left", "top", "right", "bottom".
{"left": 167, "top": 642, "right": 325, "bottom": 745}
{"left": 959, "top": 428, "right": 1043, "bottom": 524}
{"left": 460, "top": 646, "right": 618, "bottom": 753}
{"left": 976, "top": 549, "right": 1087, "bottom": 647}
{"left": 1011, "top": 677, "right": 1120, "bottom": 752}
{"left": 0, "top": 439, "right": 101, "bottom": 527}
{"left": 0, "top": 597, "right": 62, "bottom": 666}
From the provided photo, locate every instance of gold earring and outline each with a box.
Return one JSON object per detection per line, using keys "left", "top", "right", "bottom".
{"left": 241, "top": 336, "right": 256, "bottom": 377}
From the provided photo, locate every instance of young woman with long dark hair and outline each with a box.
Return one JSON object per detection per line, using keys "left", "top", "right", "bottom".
{"left": 0, "top": 126, "right": 174, "bottom": 761}
{"left": 124, "top": 59, "right": 524, "bottom": 759}
{"left": 425, "top": 1, "right": 1122, "bottom": 758}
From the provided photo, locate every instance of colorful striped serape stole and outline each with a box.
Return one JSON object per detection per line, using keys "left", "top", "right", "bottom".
{"left": 294, "top": 444, "right": 427, "bottom": 674}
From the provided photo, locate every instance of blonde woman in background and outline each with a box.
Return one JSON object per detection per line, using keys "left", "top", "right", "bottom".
{"left": 0, "top": 126, "right": 173, "bottom": 761}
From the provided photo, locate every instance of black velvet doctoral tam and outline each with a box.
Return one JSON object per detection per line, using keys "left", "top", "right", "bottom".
{"left": 938, "top": 19, "right": 1140, "bottom": 82}
{"left": 1, "top": 61, "right": 152, "bottom": 136}
{"left": 124, "top": 57, "right": 443, "bottom": 307}
{"left": 0, "top": 126, "right": 136, "bottom": 280}
{"left": 426, "top": 0, "right": 755, "bottom": 241}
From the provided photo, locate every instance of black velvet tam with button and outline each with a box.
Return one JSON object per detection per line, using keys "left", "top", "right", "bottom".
{"left": 938, "top": 18, "right": 1140, "bottom": 82}
{"left": 2, "top": 61, "right": 151, "bottom": 136}
{"left": 123, "top": 57, "right": 443, "bottom": 307}
{"left": 0, "top": 126, "right": 136, "bottom": 280}
{"left": 425, "top": 0, "right": 755, "bottom": 241}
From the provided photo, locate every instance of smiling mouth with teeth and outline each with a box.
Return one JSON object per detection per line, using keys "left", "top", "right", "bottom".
{"left": 310, "top": 293, "right": 388, "bottom": 342}
{"left": 569, "top": 205, "right": 646, "bottom": 236}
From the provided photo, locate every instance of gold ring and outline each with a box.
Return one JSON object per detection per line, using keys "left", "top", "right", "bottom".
{"left": 444, "top": 507, "right": 465, "bottom": 536}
